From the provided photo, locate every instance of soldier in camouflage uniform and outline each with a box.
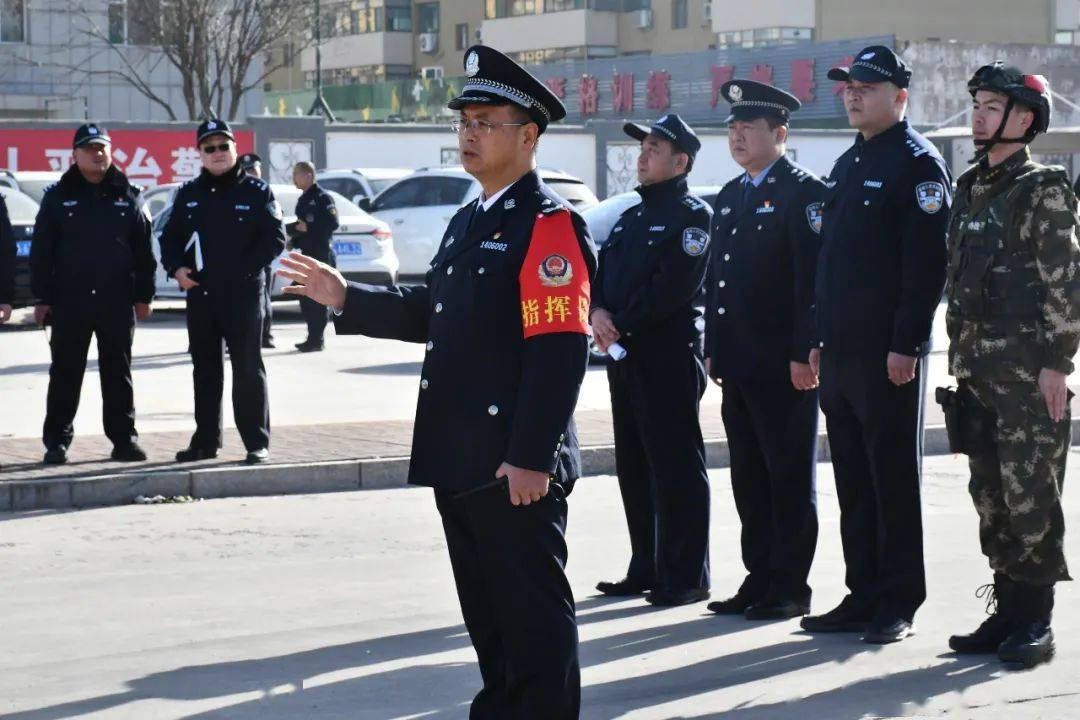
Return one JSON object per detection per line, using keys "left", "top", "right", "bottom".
{"left": 945, "top": 63, "right": 1080, "bottom": 668}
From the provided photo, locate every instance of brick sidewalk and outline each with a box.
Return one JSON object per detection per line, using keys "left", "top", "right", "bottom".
{"left": 0, "top": 402, "right": 955, "bottom": 483}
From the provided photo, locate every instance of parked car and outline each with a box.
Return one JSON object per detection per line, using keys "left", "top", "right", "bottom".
{"left": 0, "top": 170, "right": 64, "bottom": 204}
{"left": 317, "top": 168, "right": 413, "bottom": 209}
{"left": 1, "top": 187, "right": 39, "bottom": 307}
{"left": 369, "top": 166, "right": 599, "bottom": 277}
{"left": 149, "top": 184, "right": 398, "bottom": 298}
{"left": 141, "top": 183, "right": 179, "bottom": 219}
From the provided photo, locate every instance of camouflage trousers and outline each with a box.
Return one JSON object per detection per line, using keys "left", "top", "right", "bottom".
{"left": 964, "top": 379, "right": 1071, "bottom": 584}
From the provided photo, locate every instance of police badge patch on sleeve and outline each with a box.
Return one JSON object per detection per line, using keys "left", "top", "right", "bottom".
{"left": 805, "top": 202, "right": 823, "bottom": 234}
{"left": 915, "top": 182, "right": 945, "bottom": 214}
{"left": 682, "top": 227, "right": 709, "bottom": 256}
{"left": 267, "top": 200, "right": 283, "bottom": 220}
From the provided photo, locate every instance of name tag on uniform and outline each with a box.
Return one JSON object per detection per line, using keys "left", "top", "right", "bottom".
{"left": 186, "top": 201, "right": 199, "bottom": 208}
{"left": 113, "top": 200, "right": 130, "bottom": 207}
{"left": 62, "top": 200, "right": 78, "bottom": 207}
{"left": 480, "top": 241, "right": 508, "bottom": 252}
{"left": 863, "top": 180, "right": 884, "bottom": 189}
{"left": 649, "top": 225, "right": 666, "bottom": 232}
{"left": 235, "top": 204, "right": 251, "bottom": 211}
{"left": 967, "top": 220, "right": 985, "bottom": 231}
{"left": 755, "top": 205, "right": 775, "bottom": 214}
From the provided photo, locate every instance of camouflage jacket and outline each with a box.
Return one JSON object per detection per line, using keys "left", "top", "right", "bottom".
{"left": 946, "top": 148, "right": 1080, "bottom": 382}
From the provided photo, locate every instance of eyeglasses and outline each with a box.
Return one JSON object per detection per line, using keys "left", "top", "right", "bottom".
{"left": 201, "top": 143, "right": 232, "bottom": 154}
{"left": 450, "top": 118, "right": 529, "bottom": 135}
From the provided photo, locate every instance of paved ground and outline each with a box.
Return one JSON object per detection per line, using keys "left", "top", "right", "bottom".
{"left": 0, "top": 302, "right": 1002, "bottom": 483}
{"left": 1, "top": 453, "right": 1077, "bottom": 719}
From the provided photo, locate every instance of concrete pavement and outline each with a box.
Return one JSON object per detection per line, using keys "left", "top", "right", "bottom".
{"left": 0, "top": 454, "right": 1077, "bottom": 719}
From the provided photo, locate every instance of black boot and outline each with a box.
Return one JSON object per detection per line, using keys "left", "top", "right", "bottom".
{"left": 949, "top": 574, "right": 1014, "bottom": 654}
{"left": 998, "top": 583, "right": 1055, "bottom": 669}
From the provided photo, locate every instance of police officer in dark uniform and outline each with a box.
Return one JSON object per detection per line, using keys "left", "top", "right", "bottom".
{"left": 239, "top": 152, "right": 276, "bottom": 350}
{"left": 592, "top": 114, "right": 713, "bottom": 607}
{"left": 288, "top": 161, "right": 339, "bottom": 352}
{"left": 29, "top": 123, "right": 156, "bottom": 465}
{"left": 801, "top": 46, "right": 951, "bottom": 643}
{"left": 161, "top": 120, "right": 286, "bottom": 465}
{"left": 0, "top": 193, "right": 14, "bottom": 324}
{"left": 704, "top": 80, "right": 825, "bottom": 620}
{"left": 279, "top": 46, "right": 594, "bottom": 720}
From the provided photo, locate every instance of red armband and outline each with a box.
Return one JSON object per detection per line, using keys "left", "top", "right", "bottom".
{"left": 519, "top": 210, "right": 591, "bottom": 339}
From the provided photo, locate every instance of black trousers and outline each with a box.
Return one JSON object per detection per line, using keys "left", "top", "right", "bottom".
{"left": 435, "top": 483, "right": 580, "bottom": 720}
{"left": 819, "top": 349, "right": 927, "bottom": 621}
{"left": 300, "top": 249, "right": 334, "bottom": 344}
{"left": 261, "top": 266, "right": 274, "bottom": 344}
{"left": 185, "top": 282, "right": 270, "bottom": 452}
{"left": 607, "top": 340, "right": 711, "bottom": 592}
{"left": 43, "top": 300, "right": 136, "bottom": 449}
{"left": 721, "top": 378, "right": 819, "bottom": 603}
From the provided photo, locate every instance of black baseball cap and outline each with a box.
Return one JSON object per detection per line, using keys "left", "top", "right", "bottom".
{"left": 239, "top": 153, "right": 262, "bottom": 169}
{"left": 196, "top": 118, "right": 235, "bottom": 145}
{"left": 73, "top": 123, "right": 111, "bottom": 149}
{"left": 448, "top": 45, "right": 567, "bottom": 134}
{"left": 720, "top": 80, "right": 801, "bottom": 124}
{"left": 827, "top": 45, "right": 912, "bottom": 89}
{"left": 623, "top": 113, "right": 702, "bottom": 161}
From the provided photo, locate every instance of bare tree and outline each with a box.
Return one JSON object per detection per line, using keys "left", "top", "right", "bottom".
{"left": 62, "top": 0, "right": 314, "bottom": 121}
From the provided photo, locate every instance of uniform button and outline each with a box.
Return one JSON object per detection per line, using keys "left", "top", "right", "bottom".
{"left": 718, "top": 280, "right": 726, "bottom": 288}
{"left": 731, "top": 228, "right": 737, "bottom": 235}
{"left": 426, "top": 341, "right": 434, "bottom": 351}
{"left": 864, "top": 200, "right": 870, "bottom": 206}
{"left": 819, "top": 341, "right": 825, "bottom": 348}
{"left": 855, "top": 157, "right": 861, "bottom": 163}
{"left": 91, "top": 289, "right": 96, "bottom": 295}
{"left": 420, "top": 379, "right": 429, "bottom": 390}
{"left": 435, "top": 303, "right": 444, "bottom": 313}
{"left": 211, "top": 187, "right": 216, "bottom": 192}
{"left": 717, "top": 307, "right": 726, "bottom": 315}
{"left": 636, "top": 211, "right": 642, "bottom": 217}
{"left": 723, "top": 253, "right": 730, "bottom": 261}
{"left": 447, "top": 265, "right": 454, "bottom": 275}
{"left": 488, "top": 405, "right": 499, "bottom": 416}
{"left": 446, "top": 237, "right": 455, "bottom": 246}
{"left": 757, "top": 225, "right": 763, "bottom": 230}
{"left": 478, "top": 267, "right": 485, "bottom": 275}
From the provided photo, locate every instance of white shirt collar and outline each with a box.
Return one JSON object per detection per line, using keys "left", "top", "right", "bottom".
{"left": 480, "top": 181, "right": 516, "bottom": 212}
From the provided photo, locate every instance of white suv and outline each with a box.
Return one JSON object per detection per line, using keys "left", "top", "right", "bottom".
{"left": 317, "top": 168, "right": 413, "bottom": 208}
{"left": 369, "top": 166, "right": 598, "bottom": 277}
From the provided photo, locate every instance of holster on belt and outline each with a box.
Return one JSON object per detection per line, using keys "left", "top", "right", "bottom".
{"left": 935, "top": 384, "right": 994, "bottom": 455}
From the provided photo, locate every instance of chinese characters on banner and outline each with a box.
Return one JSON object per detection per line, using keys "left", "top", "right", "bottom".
{"left": 542, "top": 55, "right": 854, "bottom": 117}
{"left": 0, "top": 129, "right": 255, "bottom": 187}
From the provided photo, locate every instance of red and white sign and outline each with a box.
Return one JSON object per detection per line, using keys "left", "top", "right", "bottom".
{"left": 1, "top": 128, "right": 255, "bottom": 187}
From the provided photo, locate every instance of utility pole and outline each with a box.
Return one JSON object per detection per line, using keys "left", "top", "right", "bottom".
{"left": 308, "top": 0, "right": 337, "bottom": 122}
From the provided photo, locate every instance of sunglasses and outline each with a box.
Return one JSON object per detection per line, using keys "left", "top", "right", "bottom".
{"left": 201, "top": 143, "right": 232, "bottom": 154}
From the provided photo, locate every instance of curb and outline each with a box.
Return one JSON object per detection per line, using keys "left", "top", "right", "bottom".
{"left": 4, "top": 421, "right": 1080, "bottom": 512}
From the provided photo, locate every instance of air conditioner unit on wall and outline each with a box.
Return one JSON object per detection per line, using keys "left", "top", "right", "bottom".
{"left": 635, "top": 8, "right": 653, "bottom": 29}
{"left": 420, "top": 32, "right": 438, "bottom": 53}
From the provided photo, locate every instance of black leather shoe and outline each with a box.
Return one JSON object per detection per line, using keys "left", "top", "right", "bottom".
{"left": 864, "top": 615, "right": 915, "bottom": 644}
{"left": 800, "top": 596, "right": 873, "bottom": 633}
{"left": 176, "top": 446, "right": 218, "bottom": 463}
{"left": 245, "top": 448, "right": 270, "bottom": 464}
{"left": 645, "top": 588, "right": 710, "bottom": 607}
{"left": 111, "top": 442, "right": 148, "bottom": 462}
{"left": 262, "top": 338, "right": 276, "bottom": 349}
{"left": 295, "top": 340, "right": 325, "bottom": 353}
{"left": 707, "top": 591, "right": 760, "bottom": 615}
{"left": 596, "top": 577, "right": 654, "bottom": 596}
{"left": 43, "top": 445, "right": 68, "bottom": 465}
{"left": 744, "top": 598, "right": 811, "bottom": 621}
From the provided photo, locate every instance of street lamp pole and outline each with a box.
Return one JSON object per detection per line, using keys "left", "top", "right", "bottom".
{"left": 308, "top": 0, "right": 337, "bottom": 121}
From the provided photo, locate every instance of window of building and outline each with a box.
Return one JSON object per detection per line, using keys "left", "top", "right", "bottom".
{"left": 671, "top": 0, "right": 687, "bottom": 28}
{"left": 0, "top": 0, "right": 25, "bottom": 42}
{"left": 386, "top": 3, "right": 412, "bottom": 31}
{"left": 621, "top": 0, "right": 650, "bottom": 10}
{"left": 486, "top": 0, "right": 537, "bottom": 19}
{"left": 417, "top": 2, "right": 439, "bottom": 33}
{"left": 455, "top": 22, "right": 469, "bottom": 50}
{"left": 106, "top": 0, "right": 174, "bottom": 45}
{"left": 717, "top": 26, "right": 811, "bottom": 48}
{"left": 1055, "top": 29, "right": 1080, "bottom": 44}
{"left": 108, "top": 0, "right": 126, "bottom": 43}
{"left": 543, "top": 0, "right": 618, "bottom": 8}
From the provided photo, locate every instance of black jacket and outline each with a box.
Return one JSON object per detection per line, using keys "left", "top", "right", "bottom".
{"left": 287, "top": 183, "right": 339, "bottom": 261}
{"left": 0, "top": 195, "right": 14, "bottom": 305}
{"left": 29, "top": 165, "right": 155, "bottom": 306}
{"left": 333, "top": 170, "right": 597, "bottom": 495}
{"left": 814, "top": 119, "right": 951, "bottom": 357}
{"left": 160, "top": 163, "right": 286, "bottom": 287}
{"left": 592, "top": 175, "right": 712, "bottom": 347}
{"left": 707, "top": 156, "right": 825, "bottom": 380}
